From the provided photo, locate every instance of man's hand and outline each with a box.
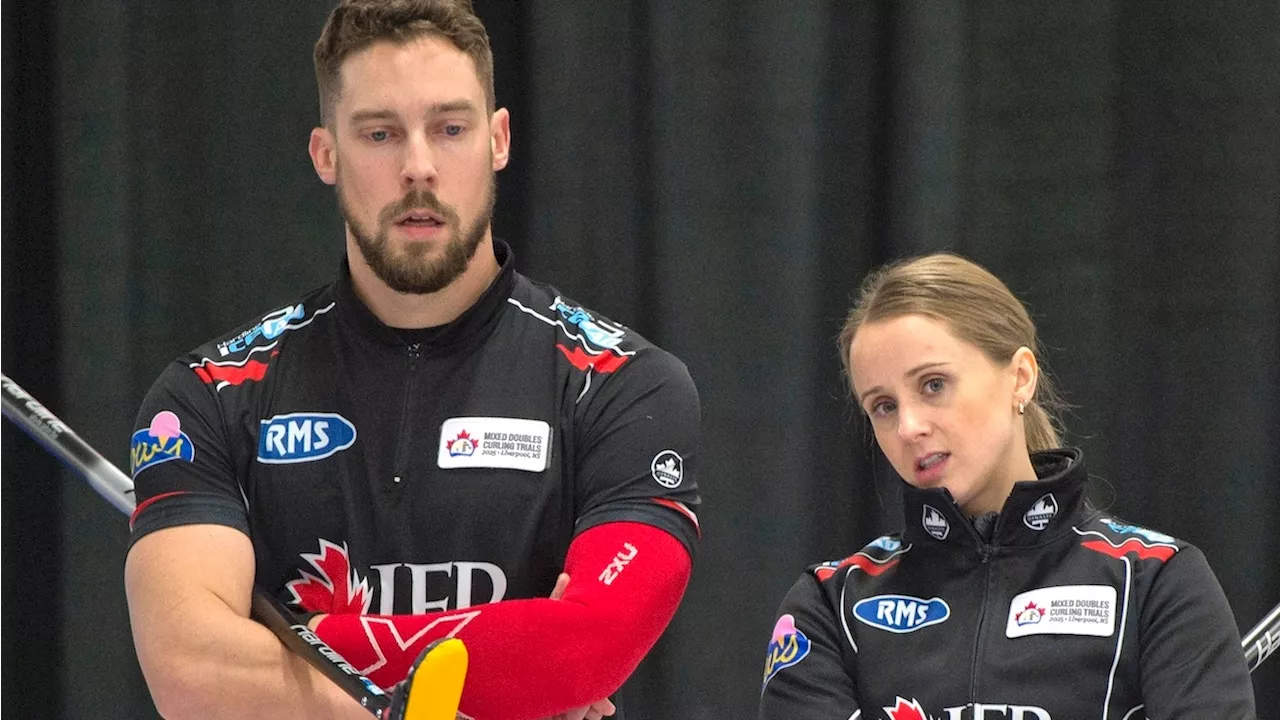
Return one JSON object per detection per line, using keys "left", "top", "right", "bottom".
{"left": 314, "top": 573, "right": 616, "bottom": 719}
{"left": 543, "top": 574, "right": 616, "bottom": 720}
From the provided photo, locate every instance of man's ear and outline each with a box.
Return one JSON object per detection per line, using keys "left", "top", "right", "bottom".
{"left": 490, "top": 107, "right": 511, "bottom": 171}
{"left": 309, "top": 126, "right": 337, "bottom": 186}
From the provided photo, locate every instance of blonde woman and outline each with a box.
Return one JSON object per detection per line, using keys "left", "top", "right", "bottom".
{"left": 759, "top": 253, "right": 1255, "bottom": 719}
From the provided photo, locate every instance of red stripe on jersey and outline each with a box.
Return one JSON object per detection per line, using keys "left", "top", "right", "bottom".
{"left": 1082, "top": 538, "right": 1176, "bottom": 563}
{"left": 814, "top": 554, "right": 900, "bottom": 581}
{"left": 190, "top": 357, "right": 271, "bottom": 387}
{"left": 556, "top": 344, "right": 629, "bottom": 373}
{"left": 652, "top": 497, "right": 700, "bottom": 537}
{"left": 129, "top": 491, "right": 188, "bottom": 530}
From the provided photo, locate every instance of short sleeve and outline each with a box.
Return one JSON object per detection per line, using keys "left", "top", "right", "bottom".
{"left": 759, "top": 572, "right": 861, "bottom": 719}
{"left": 128, "top": 361, "right": 249, "bottom": 545}
{"left": 1139, "top": 545, "right": 1257, "bottom": 719}
{"left": 571, "top": 348, "right": 702, "bottom": 556}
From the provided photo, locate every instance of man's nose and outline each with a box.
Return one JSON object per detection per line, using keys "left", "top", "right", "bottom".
{"left": 401, "top": 133, "right": 438, "bottom": 188}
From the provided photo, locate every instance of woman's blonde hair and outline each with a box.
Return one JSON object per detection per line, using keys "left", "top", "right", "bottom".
{"left": 838, "top": 252, "right": 1065, "bottom": 452}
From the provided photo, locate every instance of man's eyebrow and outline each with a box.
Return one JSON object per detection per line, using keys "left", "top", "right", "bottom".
{"left": 348, "top": 108, "right": 398, "bottom": 124}
{"left": 347, "top": 101, "right": 479, "bottom": 125}
{"left": 428, "top": 100, "right": 479, "bottom": 114}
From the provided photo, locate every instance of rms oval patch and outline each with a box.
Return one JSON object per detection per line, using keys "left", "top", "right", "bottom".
{"left": 853, "top": 594, "right": 951, "bottom": 634}
{"left": 257, "top": 412, "right": 357, "bottom": 464}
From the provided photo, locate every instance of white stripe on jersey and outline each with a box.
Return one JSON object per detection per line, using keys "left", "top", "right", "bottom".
{"left": 1074, "top": 526, "right": 1136, "bottom": 720}
{"left": 506, "top": 297, "right": 637, "bottom": 356}
{"left": 840, "top": 565, "right": 859, "bottom": 653}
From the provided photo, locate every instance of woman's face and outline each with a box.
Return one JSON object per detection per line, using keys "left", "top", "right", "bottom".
{"left": 849, "top": 314, "right": 1036, "bottom": 516}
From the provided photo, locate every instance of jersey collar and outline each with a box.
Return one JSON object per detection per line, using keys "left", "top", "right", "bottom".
{"left": 334, "top": 239, "right": 517, "bottom": 351}
{"left": 900, "top": 447, "right": 1091, "bottom": 550}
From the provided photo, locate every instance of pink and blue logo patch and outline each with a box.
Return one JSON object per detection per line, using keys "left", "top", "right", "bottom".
{"left": 130, "top": 411, "right": 195, "bottom": 477}
{"left": 762, "top": 614, "right": 811, "bottom": 691}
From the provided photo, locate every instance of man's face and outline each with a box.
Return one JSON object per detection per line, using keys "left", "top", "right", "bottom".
{"left": 313, "top": 35, "right": 509, "bottom": 295}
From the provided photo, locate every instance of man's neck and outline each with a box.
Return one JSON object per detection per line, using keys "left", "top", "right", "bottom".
{"left": 346, "top": 233, "right": 502, "bottom": 330}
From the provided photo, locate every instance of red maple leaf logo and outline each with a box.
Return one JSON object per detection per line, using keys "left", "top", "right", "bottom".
{"left": 285, "top": 539, "right": 372, "bottom": 615}
{"left": 885, "top": 697, "right": 933, "bottom": 720}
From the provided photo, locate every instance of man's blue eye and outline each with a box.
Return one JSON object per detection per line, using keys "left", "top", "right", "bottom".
{"left": 369, "top": 130, "right": 389, "bottom": 142}
{"left": 444, "top": 125, "right": 463, "bottom": 137}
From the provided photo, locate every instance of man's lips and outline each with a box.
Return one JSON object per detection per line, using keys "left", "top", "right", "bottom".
{"left": 393, "top": 208, "right": 446, "bottom": 225}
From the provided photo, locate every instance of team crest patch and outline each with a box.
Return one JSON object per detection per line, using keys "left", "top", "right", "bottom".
{"left": 130, "top": 411, "right": 196, "bottom": 477}
{"left": 437, "top": 417, "right": 551, "bottom": 472}
{"left": 922, "top": 504, "right": 949, "bottom": 540}
{"left": 762, "top": 614, "right": 810, "bottom": 690}
{"left": 1006, "top": 585, "right": 1117, "bottom": 638}
{"left": 1023, "top": 493, "right": 1058, "bottom": 531}
{"left": 650, "top": 450, "right": 683, "bottom": 488}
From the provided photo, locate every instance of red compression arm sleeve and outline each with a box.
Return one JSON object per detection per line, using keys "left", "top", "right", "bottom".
{"left": 312, "top": 521, "right": 691, "bottom": 720}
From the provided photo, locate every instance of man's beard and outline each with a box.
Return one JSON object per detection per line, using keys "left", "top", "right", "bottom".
{"left": 339, "top": 174, "right": 497, "bottom": 295}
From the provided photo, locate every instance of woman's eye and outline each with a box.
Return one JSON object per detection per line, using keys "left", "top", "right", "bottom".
{"left": 870, "top": 400, "right": 896, "bottom": 417}
{"left": 923, "top": 377, "right": 946, "bottom": 394}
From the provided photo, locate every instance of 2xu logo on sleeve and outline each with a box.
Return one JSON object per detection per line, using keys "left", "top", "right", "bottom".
{"left": 257, "top": 413, "right": 357, "bottom": 464}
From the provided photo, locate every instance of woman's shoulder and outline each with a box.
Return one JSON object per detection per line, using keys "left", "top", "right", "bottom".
{"left": 803, "top": 532, "right": 912, "bottom": 584}
{"left": 1074, "top": 512, "right": 1192, "bottom": 561}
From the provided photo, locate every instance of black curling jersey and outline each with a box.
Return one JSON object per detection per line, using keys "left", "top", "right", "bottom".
{"left": 760, "top": 449, "right": 1256, "bottom": 720}
{"left": 128, "top": 240, "right": 701, "bottom": 619}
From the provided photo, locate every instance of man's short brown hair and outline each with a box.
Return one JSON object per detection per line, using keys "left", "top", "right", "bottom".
{"left": 313, "top": 0, "right": 495, "bottom": 125}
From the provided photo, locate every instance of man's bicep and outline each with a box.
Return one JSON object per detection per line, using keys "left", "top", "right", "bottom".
{"left": 126, "top": 524, "right": 256, "bottom": 624}
{"left": 130, "top": 362, "right": 251, "bottom": 543}
{"left": 131, "top": 362, "right": 242, "bottom": 506}
{"left": 573, "top": 350, "right": 702, "bottom": 550}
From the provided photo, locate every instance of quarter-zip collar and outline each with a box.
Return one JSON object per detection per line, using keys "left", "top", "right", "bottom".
{"left": 901, "top": 447, "right": 1090, "bottom": 549}
{"left": 333, "top": 239, "right": 517, "bottom": 353}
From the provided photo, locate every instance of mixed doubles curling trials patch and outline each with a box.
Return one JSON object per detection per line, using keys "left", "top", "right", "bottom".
{"left": 762, "top": 614, "right": 811, "bottom": 691}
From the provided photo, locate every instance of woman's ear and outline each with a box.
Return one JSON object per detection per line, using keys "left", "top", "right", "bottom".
{"left": 1011, "top": 346, "right": 1039, "bottom": 407}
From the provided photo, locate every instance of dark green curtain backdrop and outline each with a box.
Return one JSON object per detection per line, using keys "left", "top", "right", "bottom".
{"left": 4, "top": 1, "right": 1277, "bottom": 717}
